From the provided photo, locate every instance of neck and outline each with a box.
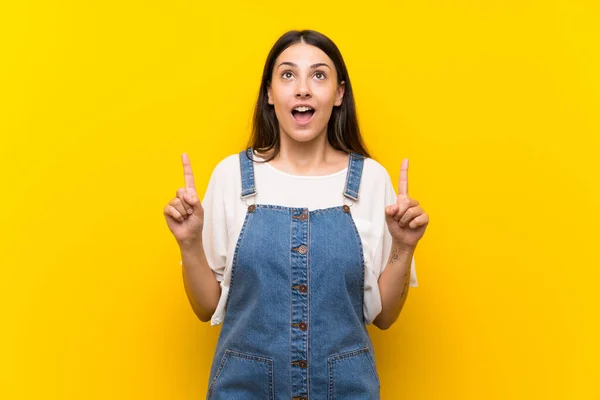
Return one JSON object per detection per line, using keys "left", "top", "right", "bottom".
{"left": 260, "top": 130, "right": 348, "bottom": 176}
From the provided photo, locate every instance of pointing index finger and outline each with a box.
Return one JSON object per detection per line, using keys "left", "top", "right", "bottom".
{"left": 181, "top": 153, "right": 196, "bottom": 193}
{"left": 398, "top": 158, "right": 409, "bottom": 199}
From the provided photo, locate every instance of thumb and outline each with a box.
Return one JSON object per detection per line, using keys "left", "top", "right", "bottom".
{"left": 184, "top": 191, "right": 203, "bottom": 216}
{"left": 385, "top": 203, "right": 398, "bottom": 225}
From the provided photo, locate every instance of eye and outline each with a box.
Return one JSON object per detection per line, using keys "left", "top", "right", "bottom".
{"left": 281, "top": 71, "right": 294, "bottom": 79}
{"left": 315, "top": 70, "right": 326, "bottom": 80}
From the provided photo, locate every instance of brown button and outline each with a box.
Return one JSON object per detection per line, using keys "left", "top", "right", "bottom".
{"left": 292, "top": 360, "right": 307, "bottom": 369}
{"left": 293, "top": 397, "right": 307, "bottom": 400}
{"left": 248, "top": 204, "right": 256, "bottom": 212}
{"left": 342, "top": 204, "right": 351, "bottom": 213}
{"left": 298, "top": 245, "right": 307, "bottom": 254}
{"left": 299, "top": 213, "right": 308, "bottom": 220}
{"left": 298, "top": 322, "right": 307, "bottom": 331}
{"left": 298, "top": 284, "right": 308, "bottom": 293}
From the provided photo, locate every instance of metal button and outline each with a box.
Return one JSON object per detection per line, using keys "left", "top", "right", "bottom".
{"left": 298, "top": 245, "right": 307, "bottom": 254}
{"left": 342, "top": 204, "right": 351, "bottom": 213}
{"left": 292, "top": 360, "right": 307, "bottom": 369}
{"left": 298, "top": 284, "right": 308, "bottom": 293}
{"left": 292, "top": 321, "right": 308, "bottom": 330}
{"left": 248, "top": 204, "right": 256, "bottom": 212}
{"left": 292, "top": 212, "right": 308, "bottom": 220}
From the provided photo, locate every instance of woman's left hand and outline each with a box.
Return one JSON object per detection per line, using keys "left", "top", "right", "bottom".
{"left": 385, "top": 158, "right": 429, "bottom": 250}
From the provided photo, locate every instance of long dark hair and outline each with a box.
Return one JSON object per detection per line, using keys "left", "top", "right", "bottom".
{"left": 246, "top": 29, "right": 371, "bottom": 162}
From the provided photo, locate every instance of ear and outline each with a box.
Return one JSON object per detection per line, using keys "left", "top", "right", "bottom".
{"left": 267, "top": 83, "right": 273, "bottom": 105}
{"left": 334, "top": 80, "right": 345, "bottom": 107}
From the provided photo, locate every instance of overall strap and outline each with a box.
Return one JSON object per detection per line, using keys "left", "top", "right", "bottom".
{"left": 239, "top": 148, "right": 257, "bottom": 199}
{"left": 343, "top": 152, "right": 365, "bottom": 201}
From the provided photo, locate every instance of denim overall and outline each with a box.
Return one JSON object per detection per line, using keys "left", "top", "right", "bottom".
{"left": 206, "top": 148, "right": 380, "bottom": 399}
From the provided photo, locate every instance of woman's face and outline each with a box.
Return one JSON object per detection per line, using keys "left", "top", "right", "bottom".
{"left": 267, "top": 42, "right": 345, "bottom": 144}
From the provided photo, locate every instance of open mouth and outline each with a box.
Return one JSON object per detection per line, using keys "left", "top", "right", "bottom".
{"left": 291, "top": 107, "right": 315, "bottom": 124}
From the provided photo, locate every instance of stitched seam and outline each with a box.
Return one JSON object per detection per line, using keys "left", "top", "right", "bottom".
{"left": 270, "top": 355, "right": 274, "bottom": 400}
{"left": 343, "top": 152, "right": 354, "bottom": 198}
{"left": 366, "top": 349, "right": 380, "bottom": 386}
{"left": 327, "top": 347, "right": 373, "bottom": 398}
{"left": 240, "top": 150, "right": 250, "bottom": 197}
{"left": 207, "top": 349, "right": 230, "bottom": 398}
{"left": 227, "top": 349, "right": 273, "bottom": 363}
{"left": 328, "top": 358, "right": 334, "bottom": 400}
{"left": 208, "top": 349, "right": 274, "bottom": 398}
{"left": 329, "top": 347, "right": 369, "bottom": 362}
{"left": 347, "top": 214, "right": 366, "bottom": 318}
{"left": 353, "top": 156, "right": 365, "bottom": 201}
{"left": 289, "top": 210, "right": 293, "bottom": 395}
{"left": 306, "top": 208, "right": 310, "bottom": 396}
{"left": 240, "top": 148, "right": 257, "bottom": 197}
{"left": 224, "top": 210, "right": 251, "bottom": 311}
{"left": 248, "top": 148, "right": 256, "bottom": 194}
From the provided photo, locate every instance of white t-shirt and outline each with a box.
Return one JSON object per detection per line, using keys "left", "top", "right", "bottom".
{"left": 182, "top": 150, "right": 418, "bottom": 326}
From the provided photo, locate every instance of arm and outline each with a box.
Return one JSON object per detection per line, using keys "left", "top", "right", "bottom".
{"left": 375, "top": 157, "right": 428, "bottom": 330}
{"left": 168, "top": 152, "right": 227, "bottom": 323}
{"left": 180, "top": 240, "right": 221, "bottom": 323}
{"left": 372, "top": 242, "right": 414, "bottom": 330}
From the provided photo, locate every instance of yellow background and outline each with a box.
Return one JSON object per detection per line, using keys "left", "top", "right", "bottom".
{"left": 1, "top": 1, "right": 598, "bottom": 398}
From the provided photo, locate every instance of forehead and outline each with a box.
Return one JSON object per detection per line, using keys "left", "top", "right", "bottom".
{"left": 275, "top": 43, "right": 334, "bottom": 68}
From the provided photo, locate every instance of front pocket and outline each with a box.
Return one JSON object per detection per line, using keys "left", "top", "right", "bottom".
{"left": 328, "top": 347, "right": 380, "bottom": 400}
{"left": 207, "top": 349, "right": 274, "bottom": 400}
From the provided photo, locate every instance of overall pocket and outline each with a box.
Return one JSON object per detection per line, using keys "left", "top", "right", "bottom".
{"left": 328, "top": 347, "right": 380, "bottom": 400}
{"left": 207, "top": 349, "right": 274, "bottom": 400}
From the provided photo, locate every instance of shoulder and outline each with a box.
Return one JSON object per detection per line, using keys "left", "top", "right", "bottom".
{"left": 210, "top": 152, "right": 241, "bottom": 179}
{"left": 203, "top": 153, "right": 241, "bottom": 200}
{"left": 357, "top": 157, "right": 396, "bottom": 206}
{"left": 216, "top": 152, "right": 240, "bottom": 170}
{"left": 202, "top": 153, "right": 244, "bottom": 210}
{"left": 361, "top": 157, "right": 393, "bottom": 184}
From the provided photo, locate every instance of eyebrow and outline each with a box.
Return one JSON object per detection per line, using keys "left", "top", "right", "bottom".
{"left": 277, "top": 61, "right": 332, "bottom": 70}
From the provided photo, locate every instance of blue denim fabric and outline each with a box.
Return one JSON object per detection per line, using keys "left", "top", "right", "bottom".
{"left": 206, "top": 148, "right": 380, "bottom": 399}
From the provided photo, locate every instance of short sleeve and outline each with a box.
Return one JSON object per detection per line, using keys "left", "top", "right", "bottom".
{"left": 200, "top": 162, "right": 229, "bottom": 282}
{"left": 374, "top": 173, "right": 418, "bottom": 287}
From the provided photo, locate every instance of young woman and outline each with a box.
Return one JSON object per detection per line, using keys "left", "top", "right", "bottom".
{"left": 164, "top": 29, "right": 429, "bottom": 399}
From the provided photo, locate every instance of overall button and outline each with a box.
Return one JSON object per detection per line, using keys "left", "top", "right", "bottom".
{"left": 342, "top": 204, "right": 351, "bottom": 213}
{"left": 292, "top": 360, "right": 307, "bottom": 368}
{"left": 298, "top": 284, "right": 308, "bottom": 293}
{"left": 292, "top": 321, "right": 308, "bottom": 331}
{"left": 293, "top": 397, "right": 307, "bottom": 400}
{"left": 248, "top": 204, "right": 256, "bottom": 212}
{"left": 298, "top": 245, "right": 307, "bottom": 254}
{"left": 299, "top": 213, "right": 308, "bottom": 220}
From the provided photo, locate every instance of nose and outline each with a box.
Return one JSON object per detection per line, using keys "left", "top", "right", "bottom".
{"left": 295, "top": 78, "right": 312, "bottom": 98}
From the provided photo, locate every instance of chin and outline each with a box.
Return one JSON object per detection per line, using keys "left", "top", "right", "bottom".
{"left": 284, "top": 131, "right": 321, "bottom": 143}
{"left": 281, "top": 125, "right": 327, "bottom": 143}
{"left": 291, "top": 132, "right": 320, "bottom": 142}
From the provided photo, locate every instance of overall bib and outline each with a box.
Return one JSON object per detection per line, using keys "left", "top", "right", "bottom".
{"left": 206, "top": 148, "right": 380, "bottom": 400}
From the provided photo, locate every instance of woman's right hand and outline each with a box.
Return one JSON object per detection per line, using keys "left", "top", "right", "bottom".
{"left": 164, "top": 153, "right": 205, "bottom": 247}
